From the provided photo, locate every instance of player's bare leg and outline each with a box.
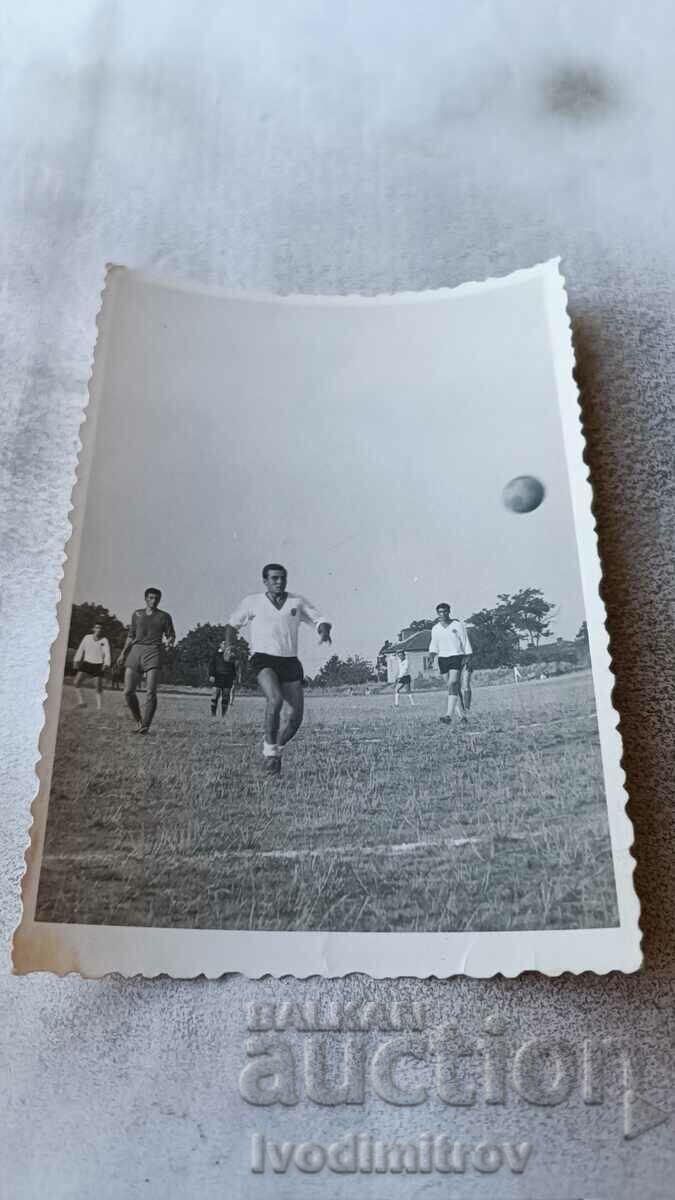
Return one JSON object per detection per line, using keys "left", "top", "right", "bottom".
{"left": 73, "top": 670, "right": 86, "bottom": 707}
{"left": 210, "top": 686, "right": 220, "bottom": 717}
{"left": 257, "top": 668, "right": 284, "bottom": 773}
{"left": 95, "top": 675, "right": 103, "bottom": 711}
{"left": 278, "top": 681, "right": 304, "bottom": 747}
{"left": 461, "top": 667, "right": 472, "bottom": 714}
{"left": 123, "top": 666, "right": 143, "bottom": 729}
{"left": 440, "top": 668, "right": 462, "bottom": 725}
{"left": 141, "top": 668, "right": 159, "bottom": 732}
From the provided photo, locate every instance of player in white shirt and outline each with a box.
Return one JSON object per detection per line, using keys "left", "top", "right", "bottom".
{"left": 72, "top": 622, "right": 112, "bottom": 710}
{"left": 394, "top": 651, "right": 415, "bottom": 707}
{"left": 427, "top": 602, "right": 473, "bottom": 726}
{"left": 226, "top": 563, "right": 332, "bottom": 775}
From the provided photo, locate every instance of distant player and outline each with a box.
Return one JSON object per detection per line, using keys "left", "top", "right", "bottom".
{"left": 394, "top": 651, "right": 415, "bottom": 707}
{"left": 117, "top": 588, "right": 176, "bottom": 734}
{"left": 208, "top": 641, "right": 238, "bottom": 718}
{"left": 72, "top": 622, "right": 111, "bottom": 710}
{"left": 226, "top": 563, "right": 331, "bottom": 775}
{"left": 428, "top": 602, "right": 473, "bottom": 726}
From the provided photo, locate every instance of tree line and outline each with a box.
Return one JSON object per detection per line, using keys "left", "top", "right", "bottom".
{"left": 67, "top": 587, "right": 587, "bottom": 688}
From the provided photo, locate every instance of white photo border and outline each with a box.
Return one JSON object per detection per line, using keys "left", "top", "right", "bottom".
{"left": 13, "top": 259, "right": 642, "bottom": 978}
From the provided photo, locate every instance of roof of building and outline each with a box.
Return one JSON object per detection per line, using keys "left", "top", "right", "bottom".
{"left": 385, "top": 630, "right": 432, "bottom": 654}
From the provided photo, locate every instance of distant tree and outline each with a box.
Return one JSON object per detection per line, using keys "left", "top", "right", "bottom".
{"left": 497, "top": 588, "right": 557, "bottom": 647}
{"left": 173, "top": 622, "right": 251, "bottom": 687}
{"left": 466, "top": 607, "right": 519, "bottom": 669}
{"left": 68, "top": 602, "right": 127, "bottom": 656}
{"left": 316, "top": 654, "right": 374, "bottom": 686}
{"left": 575, "top": 619, "right": 591, "bottom": 666}
{"left": 405, "top": 619, "right": 435, "bottom": 633}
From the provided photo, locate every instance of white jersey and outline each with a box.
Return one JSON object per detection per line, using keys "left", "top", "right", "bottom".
{"left": 428, "top": 619, "right": 472, "bottom": 658}
{"left": 74, "top": 634, "right": 111, "bottom": 668}
{"left": 397, "top": 657, "right": 410, "bottom": 679}
{"left": 227, "top": 592, "right": 329, "bottom": 658}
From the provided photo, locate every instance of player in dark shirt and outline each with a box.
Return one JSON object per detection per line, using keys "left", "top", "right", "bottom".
{"left": 208, "top": 641, "right": 238, "bottom": 718}
{"left": 117, "top": 587, "right": 176, "bottom": 733}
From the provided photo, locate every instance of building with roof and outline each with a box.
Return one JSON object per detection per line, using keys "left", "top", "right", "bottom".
{"left": 382, "top": 626, "right": 436, "bottom": 683}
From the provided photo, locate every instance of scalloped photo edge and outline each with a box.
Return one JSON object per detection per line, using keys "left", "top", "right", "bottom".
{"left": 13, "top": 259, "right": 641, "bottom": 977}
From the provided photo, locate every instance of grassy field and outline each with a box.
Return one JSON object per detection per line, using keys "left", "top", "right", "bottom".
{"left": 35, "top": 672, "right": 619, "bottom": 932}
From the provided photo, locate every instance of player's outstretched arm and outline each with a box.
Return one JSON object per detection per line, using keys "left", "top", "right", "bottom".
{"left": 224, "top": 598, "right": 253, "bottom": 649}
{"left": 298, "top": 596, "right": 332, "bottom": 643}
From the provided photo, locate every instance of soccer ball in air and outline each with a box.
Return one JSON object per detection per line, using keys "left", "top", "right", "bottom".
{"left": 502, "top": 475, "right": 545, "bottom": 514}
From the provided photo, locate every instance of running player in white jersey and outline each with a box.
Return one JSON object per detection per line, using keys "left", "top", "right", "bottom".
{"left": 394, "top": 651, "right": 415, "bottom": 707}
{"left": 72, "top": 622, "right": 111, "bottom": 709}
{"left": 226, "top": 563, "right": 332, "bottom": 775}
{"left": 427, "top": 602, "right": 473, "bottom": 726}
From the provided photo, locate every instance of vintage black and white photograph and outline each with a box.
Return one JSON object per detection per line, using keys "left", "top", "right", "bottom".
{"left": 15, "top": 261, "right": 639, "bottom": 977}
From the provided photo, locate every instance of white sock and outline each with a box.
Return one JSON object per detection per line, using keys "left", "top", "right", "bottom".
{"left": 263, "top": 741, "right": 280, "bottom": 758}
{"left": 95, "top": 693, "right": 102, "bottom": 710}
{"left": 75, "top": 688, "right": 85, "bottom": 706}
{"left": 447, "top": 695, "right": 459, "bottom": 718}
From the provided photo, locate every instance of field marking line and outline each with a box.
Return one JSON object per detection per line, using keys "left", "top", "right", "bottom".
{"left": 42, "top": 834, "right": 485, "bottom": 867}
{"left": 42, "top": 817, "right": 604, "bottom": 873}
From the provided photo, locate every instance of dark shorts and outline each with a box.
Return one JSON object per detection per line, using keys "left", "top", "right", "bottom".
{"left": 250, "top": 654, "right": 304, "bottom": 685}
{"left": 438, "top": 655, "right": 464, "bottom": 675}
{"left": 126, "top": 644, "right": 162, "bottom": 674}
{"left": 396, "top": 674, "right": 412, "bottom": 689}
{"left": 77, "top": 661, "right": 103, "bottom": 678}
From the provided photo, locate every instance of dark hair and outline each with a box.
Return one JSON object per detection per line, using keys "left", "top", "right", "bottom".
{"left": 145, "top": 587, "right": 162, "bottom": 600}
{"left": 436, "top": 602, "right": 451, "bottom": 612}
{"left": 262, "top": 563, "right": 287, "bottom": 580}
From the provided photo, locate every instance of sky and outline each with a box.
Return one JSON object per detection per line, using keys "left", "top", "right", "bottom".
{"left": 75, "top": 267, "right": 587, "bottom": 675}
